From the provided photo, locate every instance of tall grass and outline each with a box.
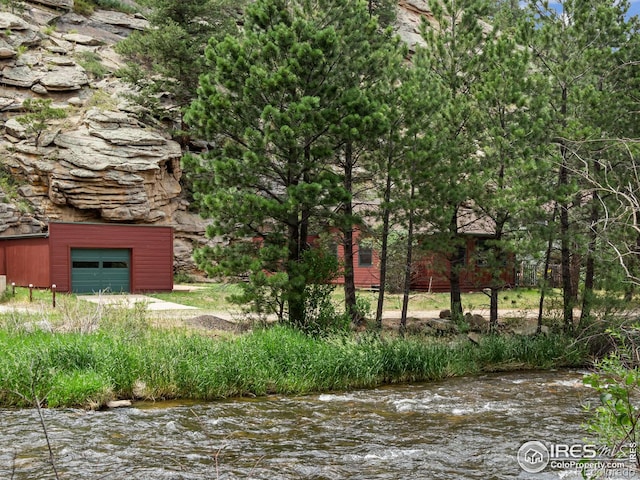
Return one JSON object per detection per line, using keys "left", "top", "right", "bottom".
{"left": 0, "top": 308, "right": 588, "bottom": 408}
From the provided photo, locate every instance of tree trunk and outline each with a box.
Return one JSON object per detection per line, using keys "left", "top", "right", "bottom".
{"left": 287, "top": 219, "right": 305, "bottom": 327}
{"left": 400, "top": 184, "right": 415, "bottom": 336}
{"left": 559, "top": 171, "right": 574, "bottom": 332}
{"left": 375, "top": 155, "right": 393, "bottom": 329}
{"left": 537, "top": 204, "right": 558, "bottom": 333}
{"left": 489, "top": 287, "right": 498, "bottom": 332}
{"left": 559, "top": 86, "right": 574, "bottom": 332}
{"left": 580, "top": 180, "right": 600, "bottom": 326}
{"left": 449, "top": 210, "right": 464, "bottom": 321}
{"left": 341, "top": 142, "right": 359, "bottom": 325}
{"left": 489, "top": 215, "right": 506, "bottom": 331}
{"left": 488, "top": 243, "right": 503, "bottom": 333}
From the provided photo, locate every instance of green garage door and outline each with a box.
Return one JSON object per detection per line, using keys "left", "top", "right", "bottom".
{"left": 71, "top": 248, "right": 131, "bottom": 293}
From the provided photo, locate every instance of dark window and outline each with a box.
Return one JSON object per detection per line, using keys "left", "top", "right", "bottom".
{"left": 329, "top": 242, "right": 339, "bottom": 258}
{"left": 103, "top": 261, "right": 128, "bottom": 269}
{"left": 73, "top": 261, "right": 99, "bottom": 268}
{"left": 358, "top": 245, "right": 373, "bottom": 267}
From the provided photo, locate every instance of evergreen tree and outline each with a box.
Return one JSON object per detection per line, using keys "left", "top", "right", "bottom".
{"left": 366, "top": 52, "right": 442, "bottom": 331}
{"left": 522, "top": 0, "right": 637, "bottom": 330}
{"left": 116, "top": 0, "right": 243, "bottom": 139}
{"left": 419, "top": 0, "right": 493, "bottom": 321}
{"left": 328, "top": 18, "right": 405, "bottom": 326}
{"left": 185, "top": 0, "right": 398, "bottom": 329}
{"left": 471, "top": 27, "right": 550, "bottom": 330}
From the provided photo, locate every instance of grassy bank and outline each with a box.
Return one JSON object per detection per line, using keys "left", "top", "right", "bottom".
{"left": 0, "top": 314, "right": 588, "bottom": 409}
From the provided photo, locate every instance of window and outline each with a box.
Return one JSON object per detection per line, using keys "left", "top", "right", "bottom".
{"left": 358, "top": 244, "right": 373, "bottom": 267}
{"left": 103, "top": 261, "right": 128, "bottom": 268}
{"left": 328, "top": 242, "right": 339, "bottom": 258}
{"left": 72, "top": 261, "right": 99, "bottom": 268}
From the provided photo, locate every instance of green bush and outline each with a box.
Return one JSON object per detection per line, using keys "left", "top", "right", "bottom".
{"left": 75, "top": 51, "right": 108, "bottom": 79}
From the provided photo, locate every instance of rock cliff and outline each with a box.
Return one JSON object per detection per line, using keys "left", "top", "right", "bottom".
{"left": 0, "top": 2, "right": 211, "bottom": 274}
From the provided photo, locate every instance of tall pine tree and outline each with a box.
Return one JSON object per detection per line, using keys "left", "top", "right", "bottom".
{"left": 185, "top": 0, "right": 399, "bottom": 328}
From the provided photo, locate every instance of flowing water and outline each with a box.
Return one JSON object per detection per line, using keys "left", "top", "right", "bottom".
{"left": 0, "top": 370, "right": 626, "bottom": 479}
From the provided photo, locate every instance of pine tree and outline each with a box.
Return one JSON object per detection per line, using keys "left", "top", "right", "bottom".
{"left": 116, "top": 0, "right": 244, "bottom": 139}
{"left": 471, "top": 26, "right": 550, "bottom": 330}
{"left": 185, "top": 0, "right": 399, "bottom": 328}
{"left": 419, "top": 0, "right": 493, "bottom": 320}
{"left": 522, "top": 0, "right": 637, "bottom": 330}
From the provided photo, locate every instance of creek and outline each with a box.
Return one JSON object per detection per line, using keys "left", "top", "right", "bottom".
{"left": 0, "top": 370, "right": 616, "bottom": 479}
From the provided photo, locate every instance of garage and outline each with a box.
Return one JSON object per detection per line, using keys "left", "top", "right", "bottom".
{"left": 71, "top": 248, "right": 131, "bottom": 293}
{"left": 0, "top": 222, "right": 173, "bottom": 293}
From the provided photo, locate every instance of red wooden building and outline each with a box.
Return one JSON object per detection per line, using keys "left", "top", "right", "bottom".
{"left": 0, "top": 222, "right": 173, "bottom": 293}
{"left": 410, "top": 235, "right": 516, "bottom": 293}
{"left": 330, "top": 208, "right": 516, "bottom": 292}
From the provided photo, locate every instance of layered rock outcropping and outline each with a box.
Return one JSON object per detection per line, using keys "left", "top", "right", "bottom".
{"left": 0, "top": 4, "right": 210, "bottom": 274}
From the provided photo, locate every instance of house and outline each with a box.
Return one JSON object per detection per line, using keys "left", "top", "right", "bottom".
{"left": 330, "top": 209, "right": 516, "bottom": 292}
{"left": 0, "top": 222, "right": 174, "bottom": 293}
{"left": 411, "top": 208, "right": 516, "bottom": 292}
{"left": 410, "top": 235, "right": 516, "bottom": 292}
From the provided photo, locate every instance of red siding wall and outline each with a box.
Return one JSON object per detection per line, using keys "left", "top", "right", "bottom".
{"left": 0, "top": 238, "right": 51, "bottom": 287}
{"left": 332, "top": 229, "right": 380, "bottom": 289}
{"left": 411, "top": 237, "right": 516, "bottom": 292}
{"left": 49, "top": 223, "right": 173, "bottom": 293}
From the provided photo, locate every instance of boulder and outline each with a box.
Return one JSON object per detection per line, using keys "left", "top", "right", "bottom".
{"left": 396, "top": 0, "right": 434, "bottom": 53}
{"left": 465, "top": 313, "right": 489, "bottom": 332}
{"left": 2, "top": 65, "right": 41, "bottom": 88}
{"left": 91, "top": 10, "right": 149, "bottom": 31}
{"left": 4, "top": 118, "right": 27, "bottom": 139}
{"left": 40, "top": 67, "right": 89, "bottom": 91}
{"left": 0, "top": 39, "right": 17, "bottom": 59}
{"left": 62, "top": 33, "right": 103, "bottom": 46}
{"left": 6, "top": 106, "right": 183, "bottom": 223}
{"left": 0, "top": 12, "right": 32, "bottom": 30}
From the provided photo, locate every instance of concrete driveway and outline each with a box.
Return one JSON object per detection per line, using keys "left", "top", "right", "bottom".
{"left": 76, "top": 294, "right": 198, "bottom": 311}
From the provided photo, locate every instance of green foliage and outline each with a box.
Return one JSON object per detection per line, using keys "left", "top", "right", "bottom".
{"left": 72, "top": 0, "right": 136, "bottom": 15}
{"left": 185, "top": 0, "right": 405, "bottom": 330}
{"left": 367, "top": 0, "right": 397, "bottom": 27}
{"left": 0, "top": 0, "right": 26, "bottom": 13}
{"left": 72, "top": 0, "right": 94, "bottom": 15}
{"left": 16, "top": 98, "right": 67, "bottom": 146}
{"left": 75, "top": 51, "right": 108, "bottom": 79}
{"left": 0, "top": 162, "right": 32, "bottom": 213}
{"left": 115, "top": 0, "right": 242, "bottom": 130}
{"left": 583, "top": 327, "right": 640, "bottom": 466}
{"left": 84, "top": 90, "right": 118, "bottom": 111}
{"left": 93, "top": 0, "right": 136, "bottom": 13}
{"left": 14, "top": 44, "right": 27, "bottom": 57}
{"left": 48, "top": 370, "right": 112, "bottom": 408}
{"left": 42, "top": 24, "right": 56, "bottom": 35}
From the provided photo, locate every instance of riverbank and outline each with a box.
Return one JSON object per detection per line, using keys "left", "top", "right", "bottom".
{"left": 0, "top": 313, "right": 589, "bottom": 409}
